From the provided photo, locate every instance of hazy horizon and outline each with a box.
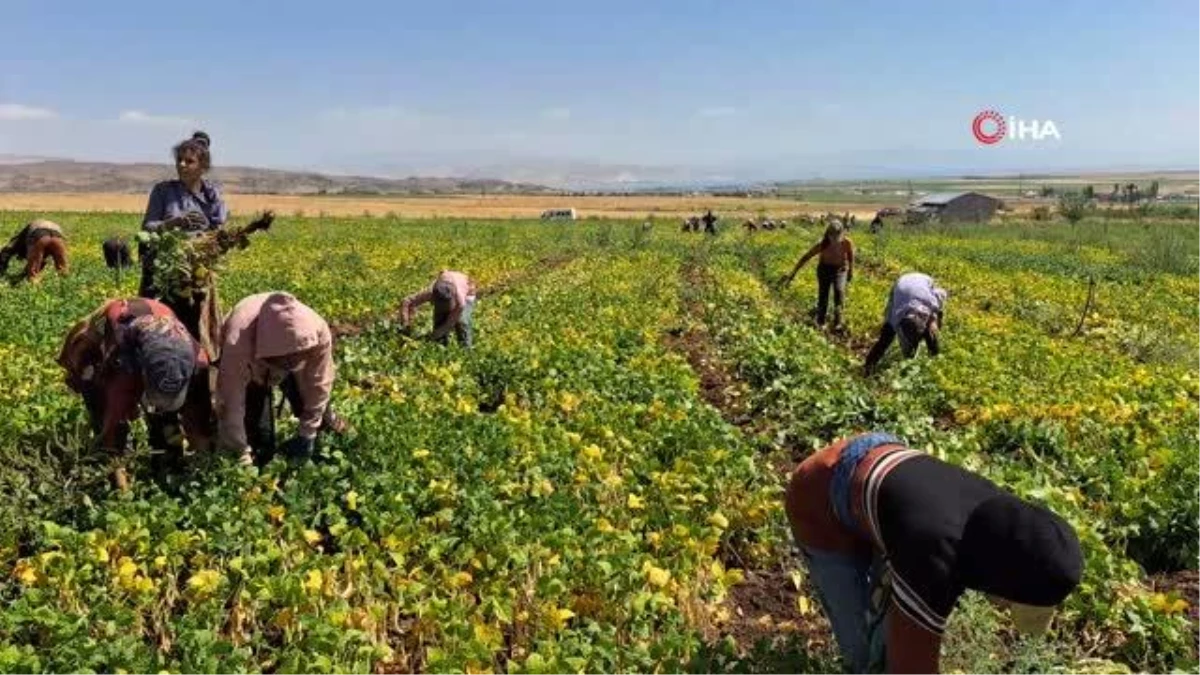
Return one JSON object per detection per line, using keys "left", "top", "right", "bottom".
{"left": 2, "top": 0, "right": 1197, "bottom": 187}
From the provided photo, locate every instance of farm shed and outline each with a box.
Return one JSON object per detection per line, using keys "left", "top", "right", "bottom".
{"left": 908, "top": 191, "right": 1002, "bottom": 222}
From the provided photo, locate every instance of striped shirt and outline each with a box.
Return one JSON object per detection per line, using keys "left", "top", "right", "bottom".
{"left": 859, "top": 449, "right": 1005, "bottom": 636}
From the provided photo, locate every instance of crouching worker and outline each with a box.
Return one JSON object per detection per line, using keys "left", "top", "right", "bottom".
{"left": 400, "top": 270, "right": 477, "bottom": 348}
{"left": 103, "top": 237, "right": 133, "bottom": 269}
{"left": 218, "top": 292, "right": 347, "bottom": 466}
{"left": 785, "top": 433, "right": 1083, "bottom": 673}
{"left": 863, "top": 272, "right": 947, "bottom": 375}
{"left": 0, "top": 219, "right": 69, "bottom": 282}
{"left": 58, "top": 298, "right": 212, "bottom": 490}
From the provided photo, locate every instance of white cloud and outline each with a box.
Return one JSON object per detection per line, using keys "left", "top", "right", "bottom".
{"left": 319, "top": 106, "right": 425, "bottom": 126}
{"left": 117, "top": 110, "right": 196, "bottom": 126}
{"left": 541, "top": 107, "right": 571, "bottom": 121}
{"left": 696, "top": 106, "right": 737, "bottom": 118}
{"left": 0, "top": 103, "right": 58, "bottom": 121}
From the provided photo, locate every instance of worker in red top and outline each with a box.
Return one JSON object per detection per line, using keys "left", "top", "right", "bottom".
{"left": 400, "top": 270, "right": 478, "bottom": 347}
{"left": 785, "top": 432, "right": 1083, "bottom": 673}
{"left": 0, "top": 219, "right": 69, "bottom": 282}
{"left": 780, "top": 220, "right": 855, "bottom": 330}
{"left": 58, "top": 298, "right": 212, "bottom": 489}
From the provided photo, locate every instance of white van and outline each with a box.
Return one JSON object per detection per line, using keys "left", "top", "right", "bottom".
{"left": 540, "top": 208, "right": 577, "bottom": 221}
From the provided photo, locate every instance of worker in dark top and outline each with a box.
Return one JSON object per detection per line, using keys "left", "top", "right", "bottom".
{"left": 785, "top": 432, "right": 1083, "bottom": 673}
{"left": 701, "top": 209, "right": 718, "bottom": 235}
{"left": 103, "top": 237, "right": 133, "bottom": 269}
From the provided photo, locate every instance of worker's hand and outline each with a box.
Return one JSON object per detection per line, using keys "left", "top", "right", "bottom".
{"left": 236, "top": 445, "right": 255, "bottom": 466}
{"left": 162, "top": 215, "right": 190, "bottom": 230}
{"left": 280, "top": 435, "right": 315, "bottom": 461}
{"left": 184, "top": 211, "right": 208, "bottom": 229}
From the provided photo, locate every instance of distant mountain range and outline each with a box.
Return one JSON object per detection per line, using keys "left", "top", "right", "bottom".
{"left": 0, "top": 157, "right": 555, "bottom": 195}
{"left": 0, "top": 154, "right": 1192, "bottom": 194}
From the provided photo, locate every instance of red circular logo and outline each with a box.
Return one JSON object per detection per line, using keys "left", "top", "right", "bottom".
{"left": 972, "top": 110, "right": 1006, "bottom": 145}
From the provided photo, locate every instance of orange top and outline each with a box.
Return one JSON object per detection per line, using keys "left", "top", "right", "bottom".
{"left": 799, "top": 237, "right": 854, "bottom": 269}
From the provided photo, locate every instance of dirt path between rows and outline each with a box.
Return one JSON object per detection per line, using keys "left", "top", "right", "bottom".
{"left": 1152, "top": 566, "right": 1200, "bottom": 653}
{"left": 665, "top": 254, "right": 835, "bottom": 662}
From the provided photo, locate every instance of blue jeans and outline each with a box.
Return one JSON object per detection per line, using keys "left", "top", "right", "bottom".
{"left": 801, "top": 546, "right": 890, "bottom": 673}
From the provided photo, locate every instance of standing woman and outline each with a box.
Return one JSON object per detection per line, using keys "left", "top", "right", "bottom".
{"left": 779, "top": 219, "right": 855, "bottom": 330}
{"left": 139, "top": 131, "right": 229, "bottom": 455}
{"left": 139, "top": 130, "right": 229, "bottom": 355}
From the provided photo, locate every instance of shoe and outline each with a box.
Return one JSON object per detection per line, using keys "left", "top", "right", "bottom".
{"left": 239, "top": 448, "right": 255, "bottom": 466}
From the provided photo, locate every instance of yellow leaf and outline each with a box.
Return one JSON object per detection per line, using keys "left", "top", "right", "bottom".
{"left": 304, "top": 530, "right": 323, "bottom": 547}
{"left": 796, "top": 596, "right": 813, "bottom": 616}
{"left": 412, "top": 448, "right": 431, "bottom": 459}
{"left": 707, "top": 511, "right": 729, "bottom": 529}
{"left": 13, "top": 561, "right": 37, "bottom": 586}
{"left": 645, "top": 565, "right": 671, "bottom": 588}
{"left": 345, "top": 490, "right": 359, "bottom": 512}
{"left": 267, "top": 504, "right": 286, "bottom": 524}
{"left": 187, "top": 568, "right": 223, "bottom": 596}
{"left": 302, "top": 569, "right": 324, "bottom": 595}
{"left": 450, "top": 571, "right": 473, "bottom": 589}
{"left": 627, "top": 494, "right": 645, "bottom": 510}
{"left": 116, "top": 557, "right": 138, "bottom": 580}
{"left": 559, "top": 392, "right": 581, "bottom": 414}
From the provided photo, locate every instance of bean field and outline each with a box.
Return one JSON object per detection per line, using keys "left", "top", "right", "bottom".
{"left": 0, "top": 211, "right": 1195, "bottom": 673}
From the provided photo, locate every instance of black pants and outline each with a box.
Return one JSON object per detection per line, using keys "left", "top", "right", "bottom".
{"left": 244, "top": 374, "right": 338, "bottom": 464}
{"left": 863, "top": 322, "right": 940, "bottom": 372}
{"left": 816, "top": 263, "right": 848, "bottom": 327}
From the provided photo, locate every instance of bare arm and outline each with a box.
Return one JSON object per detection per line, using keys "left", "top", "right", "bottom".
{"left": 782, "top": 242, "right": 823, "bottom": 286}
{"left": 886, "top": 603, "right": 942, "bottom": 673}
{"left": 400, "top": 289, "right": 433, "bottom": 327}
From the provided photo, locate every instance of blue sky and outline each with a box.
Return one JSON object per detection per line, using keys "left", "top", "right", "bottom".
{"left": 0, "top": 0, "right": 1196, "bottom": 181}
